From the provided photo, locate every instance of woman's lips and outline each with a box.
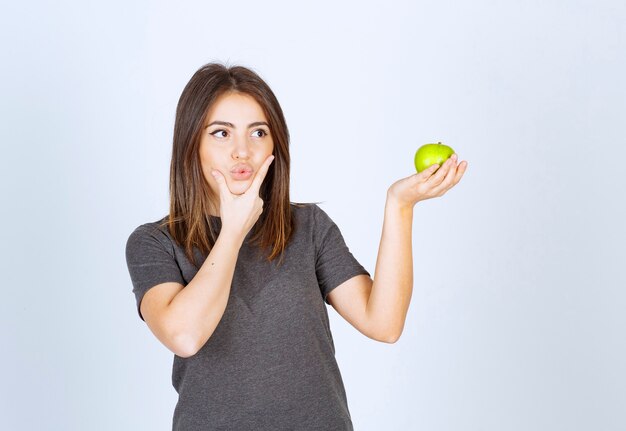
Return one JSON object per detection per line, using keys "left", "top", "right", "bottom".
{"left": 230, "top": 171, "right": 253, "bottom": 180}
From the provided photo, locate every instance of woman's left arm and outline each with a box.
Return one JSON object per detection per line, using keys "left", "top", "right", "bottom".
{"left": 367, "top": 154, "right": 468, "bottom": 342}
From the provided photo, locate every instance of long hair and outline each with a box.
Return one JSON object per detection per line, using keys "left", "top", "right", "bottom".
{"left": 159, "top": 61, "right": 310, "bottom": 268}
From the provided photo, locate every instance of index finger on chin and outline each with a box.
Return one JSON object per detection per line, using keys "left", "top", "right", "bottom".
{"left": 250, "top": 155, "right": 275, "bottom": 193}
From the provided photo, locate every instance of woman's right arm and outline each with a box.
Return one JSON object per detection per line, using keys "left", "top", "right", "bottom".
{"left": 141, "top": 230, "right": 245, "bottom": 358}
{"left": 158, "top": 154, "right": 275, "bottom": 357}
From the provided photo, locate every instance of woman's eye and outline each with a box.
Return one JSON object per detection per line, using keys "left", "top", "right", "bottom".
{"left": 210, "top": 129, "right": 227, "bottom": 138}
{"left": 210, "top": 129, "right": 268, "bottom": 139}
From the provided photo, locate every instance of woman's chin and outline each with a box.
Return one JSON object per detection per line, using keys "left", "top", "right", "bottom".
{"left": 229, "top": 180, "right": 251, "bottom": 194}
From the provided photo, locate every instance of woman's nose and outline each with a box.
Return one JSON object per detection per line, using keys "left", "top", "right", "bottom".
{"left": 232, "top": 136, "right": 251, "bottom": 159}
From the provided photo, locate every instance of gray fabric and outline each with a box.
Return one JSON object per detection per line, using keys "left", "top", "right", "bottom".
{"left": 125, "top": 203, "right": 371, "bottom": 430}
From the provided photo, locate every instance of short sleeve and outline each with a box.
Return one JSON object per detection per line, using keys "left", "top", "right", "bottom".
{"left": 312, "top": 205, "right": 371, "bottom": 304}
{"left": 125, "top": 224, "right": 186, "bottom": 321}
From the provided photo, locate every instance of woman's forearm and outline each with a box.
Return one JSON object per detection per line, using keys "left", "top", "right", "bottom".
{"left": 167, "top": 229, "right": 245, "bottom": 357}
{"left": 366, "top": 193, "right": 414, "bottom": 341}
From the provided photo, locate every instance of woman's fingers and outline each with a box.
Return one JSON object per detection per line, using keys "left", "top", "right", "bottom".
{"left": 431, "top": 160, "right": 458, "bottom": 194}
{"left": 247, "top": 154, "right": 275, "bottom": 196}
{"left": 415, "top": 163, "right": 440, "bottom": 183}
{"left": 211, "top": 169, "right": 232, "bottom": 201}
{"left": 430, "top": 156, "right": 468, "bottom": 196}
{"left": 428, "top": 156, "right": 455, "bottom": 187}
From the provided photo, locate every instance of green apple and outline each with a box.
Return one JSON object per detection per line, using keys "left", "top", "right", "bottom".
{"left": 414, "top": 141, "right": 455, "bottom": 173}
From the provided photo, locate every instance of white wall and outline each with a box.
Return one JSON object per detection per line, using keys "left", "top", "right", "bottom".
{"left": 1, "top": 0, "right": 624, "bottom": 429}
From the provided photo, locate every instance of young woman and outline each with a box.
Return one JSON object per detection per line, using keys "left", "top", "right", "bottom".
{"left": 125, "top": 62, "right": 467, "bottom": 430}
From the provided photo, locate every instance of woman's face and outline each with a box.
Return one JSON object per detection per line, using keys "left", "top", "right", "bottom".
{"left": 199, "top": 92, "right": 274, "bottom": 208}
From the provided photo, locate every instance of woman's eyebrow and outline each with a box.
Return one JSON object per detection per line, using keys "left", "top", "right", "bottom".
{"left": 204, "top": 121, "right": 269, "bottom": 129}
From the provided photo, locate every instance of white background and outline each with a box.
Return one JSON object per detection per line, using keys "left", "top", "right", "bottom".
{"left": 1, "top": 0, "right": 624, "bottom": 430}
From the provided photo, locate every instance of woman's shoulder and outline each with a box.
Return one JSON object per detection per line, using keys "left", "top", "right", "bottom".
{"left": 290, "top": 201, "right": 340, "bottom": 234}
{"left": 290, "top": 201, "right": 315, "bottom": 211}
{"left": 290, "top": 201, "right": 326, "bottom": 221}
{"left": 291, "top": 201, "right": 338, "bottom": 220}
{"left": 126, "top": 215, "right": 171, "bottom": 246}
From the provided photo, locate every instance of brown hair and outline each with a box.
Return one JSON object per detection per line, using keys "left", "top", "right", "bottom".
{"left": 159, "top": 61, "right": 313, "bottom": 268}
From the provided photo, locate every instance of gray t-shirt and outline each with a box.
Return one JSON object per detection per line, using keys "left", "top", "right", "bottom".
{"left": 125, "top": 203, "right": 370, "bottom": 430}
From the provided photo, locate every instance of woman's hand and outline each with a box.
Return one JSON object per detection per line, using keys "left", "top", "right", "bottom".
{"left": 210, "top": 155, "right": 275, "bottom": 240}
{"left": 387, "top": 154, "right": 468, "bottom": 209}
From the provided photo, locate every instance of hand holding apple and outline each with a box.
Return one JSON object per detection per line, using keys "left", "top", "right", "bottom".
{"left": 387, "top": 143, "right": 468, "bottom": 209}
